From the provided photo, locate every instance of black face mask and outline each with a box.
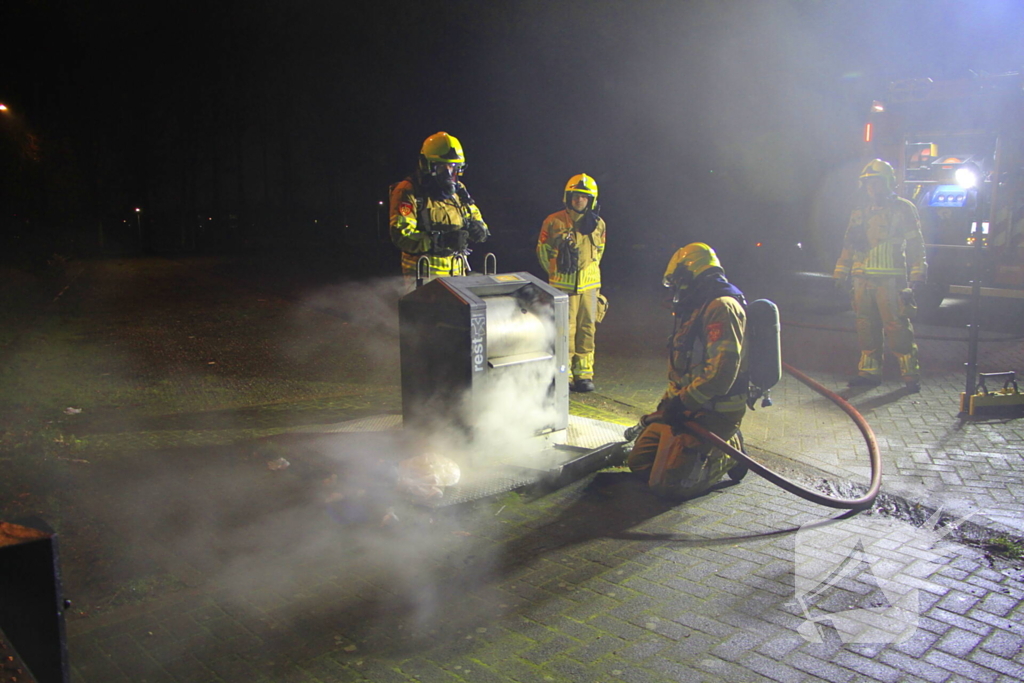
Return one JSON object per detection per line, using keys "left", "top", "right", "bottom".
{"left": 672, "top": 270, "right": 745, "bottom": 318}
{"left": 427, "top": 163, "right": 460, "bottom": 199}
{"left": 434, "top": 174, "right": 456, "bottom": 199}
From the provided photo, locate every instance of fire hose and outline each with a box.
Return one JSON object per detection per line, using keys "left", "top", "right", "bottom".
{"left": 676, "top": 317, "right": 1021, "bottom": 508}
{"left": 782, "top": 320, "right": 1024, "bottom": 343}
{"left": 706, "top": 361, "right": 878, "bottom": 509}
{"left": 636, "top": 361, "right": 882, "bottom": 510}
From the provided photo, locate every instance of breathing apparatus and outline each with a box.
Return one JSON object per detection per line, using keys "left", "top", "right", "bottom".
{"left": 419, "top": 132, "right": 466, "bottom": 199}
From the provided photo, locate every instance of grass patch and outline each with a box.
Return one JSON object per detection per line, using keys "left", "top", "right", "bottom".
{"left": 985, "top": 536, "right": 1024, "bottom": 561}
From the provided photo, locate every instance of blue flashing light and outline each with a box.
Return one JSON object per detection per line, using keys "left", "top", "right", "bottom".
{"left": 928, "top": 185, "right": 969, "bottom": 208}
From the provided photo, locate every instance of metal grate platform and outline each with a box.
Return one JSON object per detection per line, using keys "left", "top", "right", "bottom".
{"left": 291, "top": 414, "right": 629, "bottom": 506}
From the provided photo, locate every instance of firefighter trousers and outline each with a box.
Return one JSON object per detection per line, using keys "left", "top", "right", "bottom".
{"left": 627, "top": 410, "right": 744, "bottom": 500}
{"left": 567, "top": 288, "right": 599, "bottom": 381}
{"left": 852, "top": 275, "right": 920, "bottom": 380}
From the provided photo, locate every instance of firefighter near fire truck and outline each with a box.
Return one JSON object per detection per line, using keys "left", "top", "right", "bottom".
{"left": 536, "top": 173, "right": 608, "bottom": 392}
{"left": 834, "top": 159, "right": 927, "bottom": 393}
{"left": 389, "top": 132, "right": 490, "bottom": 281}
{"left": 625, "top": 243, "right": 750, "bottom": 499}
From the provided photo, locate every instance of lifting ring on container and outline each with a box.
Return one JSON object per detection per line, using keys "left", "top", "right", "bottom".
{"left": 416, "top": 255, "right": 430, "bottom": 289}
{"left": 484, "top": 253, "right": 497, "bottom": 275}
{"left": 455, "top": 252, "right": 471, "bottom": 276}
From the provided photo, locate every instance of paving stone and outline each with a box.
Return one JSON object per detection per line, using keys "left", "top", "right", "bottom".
{"left": 564, "top": 633, "right": 624, "bottom": 664}
{"left": 878, "top": 649, "right": 956, "bottom": 682}
{"left": 517, "top": 634, "right": 580, "bottom": 666}
{"left": 584, "top": 614, "right": 651, "bottom": 642}
{"left": 711, "top": 630, "right": 768, "bottom": 662}
{"left": 980, "top": 630, "right": 1024, "bottom": 658}
{"left": 659, "top": 629, "right": 718, "bottom": 661}
{"left": 935, "top": 628, "right": 986, "bottom": 658}
{"left": 755, "top": 632, "right": 806, "bottom": 661}
{"left": 160, "top": 654, "right": 221, "bottom": 683}
{"left": 968, "top": 650, "right": 1024, "bottom": 679}
{"left": 203, "top": 654, "right": 268, "bottom": 683}
{"left": 936, "top": 590, "right": 983, "bottom": 615}
{"left": 831, "top": 650, "right": 903, "bottom": 683}
{"left": 924, "top": 649, "right": 1000, "bottom": 683}
{"left": 740, "top": 651, "right": 807, "bottom": 683}
{"left": 785, "top": 651, "right": 856, "bottom": 683}
{"left": 892, "top": 628, "right": 942, "bottom": 658}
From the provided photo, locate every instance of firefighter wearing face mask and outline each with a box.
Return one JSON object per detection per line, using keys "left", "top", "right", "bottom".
{"left": 390, "top": 132, "right": 490, "bottom": 280}
{"left": 833, "top": 159, "right": 926, "bottom": 392}
{"left": 627, "top": 243, "right": 748, "bottom": 499}
{"left": 536, "top": 174, "right": 607, "bottom": 392}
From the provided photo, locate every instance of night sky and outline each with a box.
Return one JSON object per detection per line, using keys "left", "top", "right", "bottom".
{"left": 3, "top": 0, "right": 1023, "bottom": 278}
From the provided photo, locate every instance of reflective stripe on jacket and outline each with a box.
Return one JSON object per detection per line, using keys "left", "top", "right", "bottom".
{"left": 536, "top": 209, "right": 606, "bottom": 292}
{"left": 834, "top": 195, "right": 927, "bottom": 281}
{"left": 665, "top": 296, "right": 747, "bottom": 415}
{"left": 389, "top": 179, "right": 486, "bottom": 276}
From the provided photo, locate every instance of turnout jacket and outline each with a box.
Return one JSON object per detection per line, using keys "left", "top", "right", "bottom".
{"left": 834, "top": 194, "right": 927, "bottom": 282}
{"left": 665, "top": 295, "right": 747, "bottom": 415}
{"left": 536, "top": 208, "right": 606, "bottom": 292}
{"left": 390, "top": 178, "right": 487, "bottom": 277}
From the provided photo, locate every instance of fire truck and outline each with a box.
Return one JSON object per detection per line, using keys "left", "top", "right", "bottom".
{"left": 863, "top": 71, "right": 1024, "bottom": 311}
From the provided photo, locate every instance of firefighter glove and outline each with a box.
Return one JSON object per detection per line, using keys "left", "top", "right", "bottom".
{"left": 432, "top": 229, "right": 469, "bottom": 255}
{"left": 556, "top": 240, "right": 579, "bottom": 273}
{"left": 578, "top": 209, "right": 599, "bottom": 236}
{"left": 467, "top": 220, "right": 489, "bottom": 243}
{"left": 661, "top": 395, "right": 692, "bottom": 435}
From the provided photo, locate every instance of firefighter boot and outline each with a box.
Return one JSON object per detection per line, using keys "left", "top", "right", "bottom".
{"left": 727, "top": 431, "right": 747, "bottom": 482}
{"left": 574, "top": 379, "right": 595, "bottom": 393}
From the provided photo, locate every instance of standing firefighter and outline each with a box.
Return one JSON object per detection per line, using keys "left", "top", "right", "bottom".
{"left": 536, "top": 173, "right": 607, "bottom": 392}
{"left": 627, "top": 243, "right": 748, "bottom": 499}
{"left": 834, "top": 159, "right": 926, "bottom": 392}
{"left": 390, "top": 132, "right": 490, "bottom": 280}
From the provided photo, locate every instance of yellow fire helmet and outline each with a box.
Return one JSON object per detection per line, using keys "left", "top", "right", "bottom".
{"left": 859, "top": 159, "right": 896, "bottom": 190}
{"left": 419, "top": 132, "right": 466, "bottom": 174}
{"left": 563, "top": 173, "right": 598, "bottom": 208}
{"left": 663, "top": 242, "right": 723, "bottom": 289}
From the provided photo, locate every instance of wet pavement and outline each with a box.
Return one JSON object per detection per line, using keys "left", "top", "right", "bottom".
{"left": 1, "top": 255, "right": 1023, "bottom": 682}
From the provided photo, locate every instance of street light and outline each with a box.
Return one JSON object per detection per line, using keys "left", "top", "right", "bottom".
{"left": 135, "top": 208, "right": 143, "bottom": 248}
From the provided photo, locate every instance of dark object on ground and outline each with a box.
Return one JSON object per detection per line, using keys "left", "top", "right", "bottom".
{"left": 847, "top": 375, "right": 882, "bottom": 388}
{"left": 0, "top": 517, "right": 70, "bottom": 683}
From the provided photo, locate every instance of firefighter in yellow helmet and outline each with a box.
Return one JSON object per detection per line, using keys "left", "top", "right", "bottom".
{"left": 834, "top": 159, "right": 926, "bottom": 392}
{"left": 536, "top": 173, "right": 607, "bottom": 392}
{"left": 390, "top": 132, "right": 489, "bottom": 280}
{"left": 626, "top": 243, "right": 748, "bottom": 499}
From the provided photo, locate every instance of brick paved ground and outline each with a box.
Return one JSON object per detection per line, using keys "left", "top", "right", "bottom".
{"left": 2, "top": 256, "right": 1022, "bottom": 682}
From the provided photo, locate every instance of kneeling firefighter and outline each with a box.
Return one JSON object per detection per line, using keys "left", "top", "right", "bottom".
{"left": 390, "top": 132, "right": 490, "bottom": 280}
{"left": 628, "top": 243, "right": 748, "bottom": 499}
